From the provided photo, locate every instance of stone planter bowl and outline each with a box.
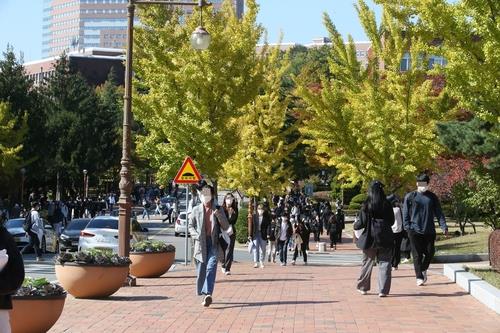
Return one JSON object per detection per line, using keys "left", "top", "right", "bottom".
{"left": 55, "top": 263, "right": 129, "bottom": 298}
{"left": 130, "top": 251, "right": 175, "bottom": 278}
{"left": 10, "top": 294, "right": 66, "bottom": 333}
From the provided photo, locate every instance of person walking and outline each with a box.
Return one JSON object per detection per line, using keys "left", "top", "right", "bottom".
{"left": 154, "top": 197, "right": 162, "bottom": 216}
{"left": 387, "top": 194, "right": 404, "bottom": 270}
{"left": 353, "top": 180, "right": 395, "bottom": 297}
{"left": 328, "top": 213, "right": 338, "bottom": 250}
{"left": 276, "top": 212, "right": 293, "bottom": 266}
{"left": 291, "top": 221, "right": 308, "bottom": 265}
{"left": 188, "top": 184, "right": 233, "bottom": 307}
{"left": 335, "top": 208, "right": 345, "bottom": 243}
{"left": 266, "top": 214, "right": 278, "bottom": 263}
{"left": 0, "top": 212, "right": 25, "bottom": 333}
{"left": 141, "top": 197, "right": 150, "bottom": 220}
{"left": 221, "top": 193, "right": 238, "bottom": 275}
{"left": 21, "top": 202, "right": 44, "bottom": 262}
{"left": 403, "top": 173, "right": 448, "bottom": 286}
{"left": 249, "top": 204, "right": 270, "bottom": 268}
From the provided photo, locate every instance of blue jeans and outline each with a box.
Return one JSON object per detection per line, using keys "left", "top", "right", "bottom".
{"left": 252, "top": 234, "right": 266, "bottom": 263}
{"left": 142, "top": 207, "right": 150, "bottom": 219}
{"left": 196, "top": 237, "right": 218, "bottom": 296}
{"left": 278, "top": 239, "right": 288, "bottom": 263}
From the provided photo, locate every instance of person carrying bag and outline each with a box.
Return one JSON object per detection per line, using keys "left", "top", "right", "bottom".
{"left": 353, "top": 180, "right": 395, "bottom": 297}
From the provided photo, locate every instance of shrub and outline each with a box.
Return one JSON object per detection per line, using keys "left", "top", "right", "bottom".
{"left": 131, "top": 240, "right": 175, "bottom": 253}
{"left": 55, "top": 249, "right": 131, "bottom": 266}
{"left": 348, "top": 193, "right": 367, "bottom": 210}
{"left": 15, "top": 277, "right": 65, "bottom": 297}
{"left": 235, "top": 206, "right": 249, "bottom": 244}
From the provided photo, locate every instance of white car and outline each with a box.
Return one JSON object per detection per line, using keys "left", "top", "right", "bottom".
{"left": 174, "top": 212, "right": 191, "bottom": 237}
{"left": 5, "top": 218, "right": 59, "bottom": 253}
{"left": 78, "top": 216, "right": 147, "bottom": 253}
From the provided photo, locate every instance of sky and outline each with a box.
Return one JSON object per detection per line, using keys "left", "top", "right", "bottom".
{"left": 0, "top": 0, "right": 381, "bottom": 62}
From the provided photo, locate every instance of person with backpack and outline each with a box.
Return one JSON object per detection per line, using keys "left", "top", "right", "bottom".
{"left": 20, "top": 202, "right": 43, "bottom": 262}
{"left": 403, "top": 173, "right": 448, "bottom": 286}
{"left": 266, "top": 214, "right": 278, "bottom": 263}
{"left": 353, "top": 180, "right": 395, "bottom": 297}
{"left": 0, "top": 211, "right": 25, "bottom": 333}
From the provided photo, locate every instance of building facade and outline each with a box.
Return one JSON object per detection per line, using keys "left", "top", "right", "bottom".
{"left": 42, "top": 0, "right": 245, "bottom": 58}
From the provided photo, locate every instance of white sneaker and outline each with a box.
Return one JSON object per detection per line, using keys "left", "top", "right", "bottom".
{"left": 259, "top": 261, "right": 265, "bottom": 269}
{"left": 378, "top": 293, "right": 387, "bottom": 297}
{"left": 224, "top": 271, "right": 231, "bottom": 276}
{"left": 357, "top": 289, "right": 367, "bottom": 295}
{"left": 401, "top": 258, "right": 410, "bottom": 264}
{"left": 392, "top": 266, "right": 398, "bottom": 271}
{"left": 221, "top": 267, "right": 226, "bottom": 274}
{"left": 202, "top": 295, "right": 212, "bottom": 307}
{"left": 253, "top": 263, "right": 259, "bottom": 268}
{"left": 417, "top": 278, "right": 425, "bottom": 286}
{"left": 291, "top": 260, "right": 296, "bottom": 266}
{"left": 423, "top": 271, "right": 428, "bottom": 283}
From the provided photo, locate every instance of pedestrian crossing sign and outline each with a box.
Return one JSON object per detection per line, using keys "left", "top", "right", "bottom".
{"left": 174, "top": 157, "right": 202, "bottom": 184}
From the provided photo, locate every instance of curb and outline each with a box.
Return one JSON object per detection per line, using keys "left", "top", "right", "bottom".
{"left": 443, "top": 263, "right": 500, "bottom": 314}
{"left": 433, "top": 253, "right": 489, "bottom": 263}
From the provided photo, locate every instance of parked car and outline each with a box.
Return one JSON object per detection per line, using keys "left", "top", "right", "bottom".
{"left": 59, "top": 218, "right": 91, "bottom": 252}
{"left": 174, "top": 212, "right": 191, "bottom": 237}
{"left": 5, "top": 218, "right": 59, "bottom": 253}
{"left": 78, "top": 216, "right": 148, "bottom": 253}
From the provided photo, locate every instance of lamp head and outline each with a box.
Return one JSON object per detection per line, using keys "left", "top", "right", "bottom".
{"left": 191, "top": 26, "right": 211, "bottom": 50}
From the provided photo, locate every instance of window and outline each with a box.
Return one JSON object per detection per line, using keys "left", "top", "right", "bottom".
{"left": 400, "top": 57, "right": 411, "bottom": 71}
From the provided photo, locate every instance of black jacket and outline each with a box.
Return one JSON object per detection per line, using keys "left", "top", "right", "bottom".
{"left": 353, "top": 201, "right": 394, "bottom": 250}
{"left": 250, "top": 213, "right": 271, "bottom": 240}
{"left": 0, "top": 225, "right": 25, "bottom": 309}
{"left": 224, "top": 207, "right": 238, "bottom": 226}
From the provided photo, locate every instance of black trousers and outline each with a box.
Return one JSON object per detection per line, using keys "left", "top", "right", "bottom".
{"left": 391, "top": 232, "right": 404, "bottom": 268}
{"left": 221, "top": 233, "right": 236, "bottom": 272}
{"left": 293, "top": 243, "right": 307, "bottom": 262}
{"left": 21, "top": 230, "right": 42, "bottom": 257}
{"left": 408, "top": 231, "right": 436, "bottom": 279}
{"left": 277, "top": 239, "right": 288, "bottom": 263}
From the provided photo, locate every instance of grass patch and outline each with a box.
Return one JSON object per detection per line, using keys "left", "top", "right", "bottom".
{"left": 467, "top": 268, "right": 500, "bottom": 289}
{"left": 435, "top": 225, "right": 490, "bottom": 255}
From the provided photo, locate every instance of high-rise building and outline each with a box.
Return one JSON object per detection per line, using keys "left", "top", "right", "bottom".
{"left": 42, "top": 0, "right": 245, "bottom": 58}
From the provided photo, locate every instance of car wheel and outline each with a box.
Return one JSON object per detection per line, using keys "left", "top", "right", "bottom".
{"left": 174, "top": 232, "right": 179, "bottom": 237}
{"left": 41, "top": 237, "right": 47, "bottom": 254}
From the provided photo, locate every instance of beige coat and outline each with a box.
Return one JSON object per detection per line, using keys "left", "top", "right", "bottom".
{"left": 188, "top": 202, "right": 232, "bottom": 263}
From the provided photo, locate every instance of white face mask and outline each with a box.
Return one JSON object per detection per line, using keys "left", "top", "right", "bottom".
{"left": 257, "top": 209, "right": 264, "bottom": 216}
{"left": 417, "top": 186, "right": 428, "bottom": 193}
{"left": 201, "top": 194, "right": 212, "bottom": 204}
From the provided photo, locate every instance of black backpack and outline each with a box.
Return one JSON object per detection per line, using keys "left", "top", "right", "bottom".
{"left": 23, "top": 212, "right": 33, "bottom": 232}
{"left": 268, "top": 223, "right": 277, "bottom": 241}
{"left": 371, "top": 217, "right": 394, "bottom": 249}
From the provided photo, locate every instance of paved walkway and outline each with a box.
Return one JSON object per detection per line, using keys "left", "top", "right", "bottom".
{"left": 49, "top": 262, "right": 499, "bottom": 333}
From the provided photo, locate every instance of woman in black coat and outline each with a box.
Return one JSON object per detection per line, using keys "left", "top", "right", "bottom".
{"left": 0, "top": 212, "right": 25, "bottom": 332}
{"left": 221, "top": 193, "right": 238, "bottom": 275}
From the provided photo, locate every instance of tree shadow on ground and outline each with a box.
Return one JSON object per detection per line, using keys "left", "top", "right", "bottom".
{"left": 388, "top": 291, "right": 467, "bottom": 298}
{"left": 212, "top": 300, "right": 337, "bottom": 309}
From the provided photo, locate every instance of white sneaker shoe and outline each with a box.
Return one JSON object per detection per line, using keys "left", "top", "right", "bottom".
{"left": 401, "top": 258, "right": 410, "bottom": 264}
{"left": 259, "top": 261, "right": 265, "bottom": 269}
{"left": 253, "top": 263, "right": 259, "bottom": 268}
{"left": 291, "top": 260, "right": 296, "bottom": 266}
{"left": 221, "top": 267, "right": 226, "bottom": 274}
{"left": 378, "top": 293, "right": 387, "bottom": 297}
{"left": 417, "top": 278, "right": 425, "bottom": 286}
{"left": 357, "top": 289, "right": 367, "bottom": 295}
{"left": 224, "top": 271, "right": 231, "bottom": 276}
{"left": 202, "top": 295, "right": 212, "bottom": 307}
{"left": 423, "top": 271, "right": 428, "bottom": 283}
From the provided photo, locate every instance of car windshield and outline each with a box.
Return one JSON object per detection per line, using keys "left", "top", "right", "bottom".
{"left": 5, "top": 219, "right": 24, "bottom": 228}
{"left": 179, "top": 213, "right": 186, "bottom": 220}
{"left": 66, "top": 219, "right": 90, "bottom": 231}
{"left": 86, "top": 218, "right": 118, "bottom": 230}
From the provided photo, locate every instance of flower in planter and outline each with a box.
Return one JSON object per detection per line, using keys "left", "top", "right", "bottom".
{"left": 15, "top": 277, "right": 65, "bottom": 297}
{"left": 131, "top": 240, "right": 176, "bottom": 253}
{"left": 55, "top": 249, "right": 131, "bottom": 266}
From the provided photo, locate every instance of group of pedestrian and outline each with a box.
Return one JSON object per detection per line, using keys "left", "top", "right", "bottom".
{"left": 354, "top": 173, "right": 448, "bottom": 297}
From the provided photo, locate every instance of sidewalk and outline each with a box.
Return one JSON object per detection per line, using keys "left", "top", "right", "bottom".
{"left": 49, "top": 263, "right": 499, "bottom": 333}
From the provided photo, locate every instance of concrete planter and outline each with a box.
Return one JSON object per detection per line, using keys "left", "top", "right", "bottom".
{"left": 10, "top": 294, "right": 66, "bottom": 333}
{"left": 130, "top": 251, "right": 175, "bottom": 278}
{"left": 55, "top": 263, "right": 129, "bottom": 298}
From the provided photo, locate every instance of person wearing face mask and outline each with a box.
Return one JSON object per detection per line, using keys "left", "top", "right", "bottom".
{"left": 249, "top": 203, "right": 271, "bottom": 268}
{"left": 220, "top": 194, "right": 238, "bottom": 275}
{"left": 188, "top": 184, "right": 233, "bottom": 307}
{"left": 275, "top": 212, "right": 293, "bottom": 266}
{"left": 403, "top": 173, "right": 448, "bottom": 286}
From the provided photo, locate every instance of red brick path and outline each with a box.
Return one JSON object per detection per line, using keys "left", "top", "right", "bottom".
{"left": 49, "top": 261, "right": 499, "bottom": 333}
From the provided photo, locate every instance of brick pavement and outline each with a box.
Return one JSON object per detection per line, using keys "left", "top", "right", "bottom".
{"left": 49, "top": 260, "right": 499, "bottom": 333}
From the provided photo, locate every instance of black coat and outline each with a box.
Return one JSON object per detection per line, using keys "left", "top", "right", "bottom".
{"left": 353, "top": 201, "right": 394, "bottom": 250}
{"left": 0, "top": 225, "right": 25, "bottom": 309}
{"left": 250, "top": 213, "right": 271, "bottom": 240}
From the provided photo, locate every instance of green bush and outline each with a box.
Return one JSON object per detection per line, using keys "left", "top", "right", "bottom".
{"left": 55, "top": 249, "right": 131, "bottom": 266}
{"left": 131, "top": 240, "right": 175, "bottom": 253}
{"left": 235, "top": 206, "right": 249, "bottom": 244}
{"left": 349, "top": 202, "right": 361, "bottom": 211}
{"left": 15, "top": 277, "right": 65, "bottom": 297}
{"left": 348, "top": 193, "right": 367, "bottom": 210}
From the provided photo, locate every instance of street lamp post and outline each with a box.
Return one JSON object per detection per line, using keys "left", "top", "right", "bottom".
{"left": 118, "top": 0, "right": 212, "bottom": 259}
{"left": 83, "top": 169, "right": 88, "bottom": 198}
{"left": 20, "top": 168, "right": 26, "bottom": 205}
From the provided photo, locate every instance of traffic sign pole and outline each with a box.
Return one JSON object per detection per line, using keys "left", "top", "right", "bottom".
{"left": 185, "top": 185, "right": 189, "bottom": 266}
